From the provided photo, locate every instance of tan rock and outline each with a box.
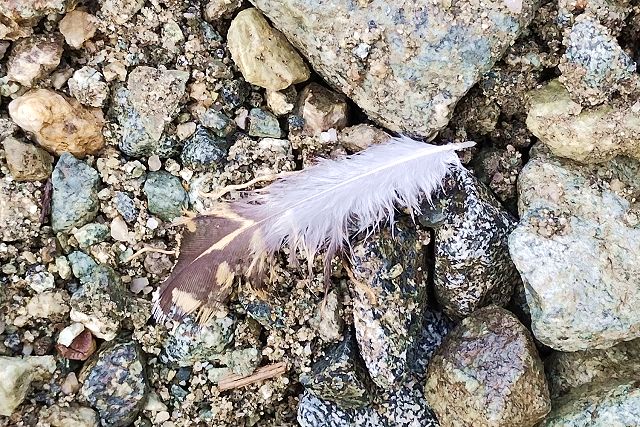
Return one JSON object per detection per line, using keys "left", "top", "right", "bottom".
{"left": 227, "top": 8, "right": 309, "bottom": 91}
{"left": 7, "top": 34, "right": 63, "bottom": 87}
{"left": 266, "top": 87, "right": 297, "bottom": 116}
{"left": 298, "top": 83, "right": 348, "bottom": 135}
{"left": 40, "top": 405, "right": 98, "bottom": 427}
{"left": 204, "top": 0, "right": 241, "bottom": 21}
{"left": 99, "top": 0, "right": 145, "bottom": 24}
{"left": 2, "top": 136, "right": 53, "bottom": 181}
{"left": 338, "top": 124, "right": 390, "bottom": 152}
{"left": 59, "top": 10, "right": 97, "bottom": 49}
{"left": 0, "top": 355, "right": 56, "bottom": 416}
{"left": 0, "top": 0, "right": 72, "bottom": 40}
{"left": 9, "top": 89, "right": 105, "bottom": 157}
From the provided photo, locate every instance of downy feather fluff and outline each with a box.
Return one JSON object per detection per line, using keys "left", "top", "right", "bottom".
{"left": 154, "top": 136, "right": 474, "bottom": 323}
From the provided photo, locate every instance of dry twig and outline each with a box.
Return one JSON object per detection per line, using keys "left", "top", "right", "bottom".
{"left": 218, "top": 362, "right": 287, "bottom": 391}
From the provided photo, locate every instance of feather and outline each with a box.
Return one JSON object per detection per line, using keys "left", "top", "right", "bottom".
{"left": 153, "top": 136, "right": 475, "bottom": 323}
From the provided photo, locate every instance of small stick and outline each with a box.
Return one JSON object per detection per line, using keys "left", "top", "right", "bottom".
{"left": 124, "top": 247, "right": 176, "bottom": 263}
{"left": 200, "top": 171, "right": 296, "bottom": 200}
{"left": 218, "top": 362, "right": 287, "bottom": 391}
{"left": 343, "top": 261, "right": 378, "bottom": 305}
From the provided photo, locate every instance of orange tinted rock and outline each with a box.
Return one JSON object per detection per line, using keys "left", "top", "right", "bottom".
{"left": 56, "top": 329, "right": 96, "bottom": 361}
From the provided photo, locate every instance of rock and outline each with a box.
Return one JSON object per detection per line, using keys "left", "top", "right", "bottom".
{"left": 2, "top": 136, "right": 53, "bottom": 181}
{"left": 40, "top": 405, "right": 99, "bottom": 427}
{"left": 51, "top": 153, "right": 101, "bottom": 233}
{"left": 99, "top": 0, "right": 145, "bottom": 24}
{"left": 110, "top": 216, "right": 130, "bottom": 242}
{"left": 56, "top": 329, "right": 97, "bottom": 361}
{"left": 350, "top": 218, "right": 427, "bottom": 388}
{"left": 0, "top": 0, "right": 72, "bottom": 40}
{"left": 0, "top": 179, "right": 41, "bottom": 242}
{"left": 204, "top": 0, "right": 241, "bottom": 21}
{"left": 338, "top": 124, "right": 390, "bottom": 152}
{"left": 68, "top": 66, "right": 109, "bottom": 108}
{"left": 26, "top": 291, "right": 70, "bottom": 320}
{"left": 425, "top": 306, "right": 550, "bottom": 427}
{"left": 147, "top": 155, "right": 161, "bottom": 172}
{"left": 526, "top": 79, "right": 640, "bottom": 163}
{"left": 6, "top": 34, "right": 63, "bottom": 87}
{"left": 79, "top": 339, "right": 148, "bottom": 427}
{"left": 113, "top": 66, "right": 189, "bottom": 157}
{"left": 114, "top": 191, "right": 138, "bottom": 223}
{"left": 180, "top": 126, "right": 231, "bottom": 170}
{"left": 300, "top": 333, "right": 372, "bottom": 408}
{"left": 59, "top": 9, "right": 97, "bottom": 48}
{"left": 73, "top": 223, "right": 110, "bottom": 248}
{"left": 244, "top": 299, "right": 285, "bottom": 329}
{"left": 143, "top": 171, "right": 188, "bottom": 221}
{"left": 197, "top": 108, "right": 237, "bottom": 137}
{"left": 539, "top": 379, "right": 640, "bottom": 426}
{"left": 248, "top": 108, "right": 282, "bottom": 138}
{"left": 57, "top": 323, "right": 85, "bottom": 347}
{"left": 559, "top": 15, "right": 638, "bottom": 106}
{"left": 69, "top": 265, "right": 126, "bottom": 341}
{"left": 0, "top": 355, "right": 56, "bottom": 416}
{"left": 545, "top": 339, "right": 640, "bottom": 399}
{"left": 419, "top": 168, "right": 519, "bottom": 318}
{"left": 406, "top": 308, "right": 455, "bottom": 380}
{"left": 55, "top": 256, "right": 72, "bottom": 280}
{"left": 26, "top": 271, "right": 55, "bottom": 293}
{"left": 309, "top": 291, "right": 343, "bottom": 342}
{"left": 67, "top": 251, "right": 98, "bottom": 280}
{"left": 509, "top": 145, "right": 640, "bottom": 350}
{"left": 176, "top": 122, "right": 196, "bottom": 140}
{"left": 298, "top": 83, "right": 348, "bottom": 135}
{"left": 251, "top": 0, "right": 536, "bottom": 137}
{"left": 558, "top": 0, "right": 631, "bottom": 34}
{"left": 227, "top": 8, "right": 310, "bottom": 90}
{"left": 161, "top": 315, "right": 235, "bottom": 367}
{"left": 266, "top": 87, "right": 297, "bottom": 116}
{"left": 9, "top": 89, "right": 105, "bottom": 157}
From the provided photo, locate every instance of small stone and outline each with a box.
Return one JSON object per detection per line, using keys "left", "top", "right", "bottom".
{"left": 40, "top": 405, "right": 98, "bottom": 427}
{"left": 26, "top": 271, "right": 55, "bottom": 293}
{"left": 143, "top": 171, "right": 188, "bottom": 221}
{"left": 114, "top": 192, "right": 138, "bottom": 223}
{"left": 9, "top": 89, "right": 105, "bottom": 157}
{"left": 227, "top": 8, "right": 310, "bottom": 90}
{"left": 224, "top": 348, "right": 260, "bottom": 376}
{"left": 425, "top": 306, "right": 551, "bottom": 427}
{"left": 57, "top": 323, "right": 85, "bottom": 346}
{"left": 176, "top": 122, "right": 197, "bottom": 140}
{"left": 266, "top": 87, "right": 297, "bottom": 116}
{"left": 67, "top": 251, "right": 97, "bottom": 281}
{"left": 26, "top": 291, "right": 70, "bottom": 319}
{"left": 110, "top": 216, "right": 130, "bottom": 242}
{"left": 2, "top": 136, "right": 53, "bottom": 181}
{"left": 0, "top": 0, "right": 72, "bottom": 40}
{"left": 130, "top": 277, "right": 149, "bottom": 294}
{"left": 197, "top": 108, "right": 237, "bottom": 137}
{"left": 298, "top": 83, "right": 349, "bottom": 135}
{"left": 155, "top": 411, "right": 171, "bottom": 424}
{"left": 148, "top": 155, "right": 162, "bottom": 172}
{"left": 248, "top": 108, "right": 282, "bottom": 138}
{"left": 162, "top": 20, "right": 184, "bottom": 53}
{"left": 7, "top": 34, "right": 63, "bottom": 87}
{"left": 51, "top": 153, "right": 101, "bottom": 233}
{"left": 59, "top": 10, "right": 97, "bottom": 49}
{"left": 56, "top": 329, "right": 97, "bottom": 361}
{"left": 338, "top": 124, "right": 390, "bottom": 152}
{"left": 61, "top": 372, "right": 80, "bottom": 395}
{"left": 309, "top": 291, "right": 343, "bottom": 342}
{"left": 55, "top": 256, "right": 72, "bottom": 280}
{"left": 103, "top": 61, "right": 127, "bottom": 82}
{"left": 146, "top": 217, "right": 159, "bottom": 230}
{"left": 204, "top": 0, "right": 241, "bottom": 21}
{"left": 244, "top": 299, "right": 285, "bottom": 329}
{"left": 0, "top": 355, "right": 56, "bottom": 416}
{"left": 180, "top": 126, "right": 231, "bottom": 170}
{"left": 99, "top": 0, "right": 145, "bottom": 24}
{"left": 73, "top": 223, "right": 110, "bottom": 248}
{"left": 79, "top": 339, "right": 148, "bottom": 427}
{"left": 68, "top": 66, "right": 109, "bottom": 108}
{"left": 406, "top": 308, "right": 454, "bottom": 380}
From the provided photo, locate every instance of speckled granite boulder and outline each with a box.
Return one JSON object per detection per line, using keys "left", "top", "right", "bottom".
{"left": 425, "top": 306, "right": 550, "bottom": 427}
{"left": 51, "top": 153, "right": 101, "bottom": 233}
{"left": 419, "top": 168, "right": 519, "bottom": 318}
{"left": 351, "top": 219, "right": 428, "bottom": 389}
{"left": 545, "top": 339, "right": 640, "bottom": 398}
{"left": 250, "top": 0, "right": 536, "bottom": 137}
{"left": 79, "top": 339, "right": 148, "bottom": 427}
{"left": 509, "top": 145, "right": 640, "bottom": 350}
{"left": 539, "top": 379, "right": 640, "bottom": 426}
{"left": 298, "top": 384, "right": 438, "bottom": 427}
{"left": 301, "top": 333, "right": 372, "bottom": 408}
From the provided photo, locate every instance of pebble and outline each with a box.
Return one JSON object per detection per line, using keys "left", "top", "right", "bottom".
{"left": 8, "top": 89, "right": 105, "bottom": 157}
{"left": 6, "top": 34, "right": 63, "bottom": 87}
{"left": 2, "top": 136, "right": 53, "bottom": 181}
{"left": 248, "top": 108, "right": 282, "bottom": 138}
{"left": 114, "top": 191, "right": 139, "bottom": 223}
{"left": 338, "top": 124, "right": 390, "bottom": 152}
{"left": 227, "top": 8, "right": 310, "bottom": 90}
{"left": 110, "top": 216, "right": 130, "bottom": 242}
{"left": 197, "top": 108, "right": 237, "bottom": 137}
{"left": 26, "top": 271, "right": 55, "bottom": 293}
{"left": 67, "top": 251, "right": 98, "bottom": 281}
{"left": 308, "top": 291, "right": 343, "bottom": 342}
{"left": 56, "top": 328, "right": 97, "bottom": 361}
{"left": 58, "top": 9, "right": 97, "bottom": 49}
{"left": 73, "top": 223, "right": 110, "bottom": 248}
{"left": 0, "top": 355, "right": 56, "bottom": 416}
{"left": 40, "top": 405, "right": 99, "bottom": 427}
{"left": 0, "top": 0, "right": 72, "bottom": 40}
{"left": 57, "top": 323, "right": 85, "bottom": 347}
{"left": 26, "top": 291, "right": 70, "bottom": 320}
{"left": 425, "top": 306, "right": 551, "bottom": 427}
{"left": 204, "top": 0, "right": 241, "bottom": 21}
{"left": 68, "top": 66, "right": 109, "bottom": 108}
{"left": 148, "top": 155, "right": 162, "bottom": 172}
{"left": 99, "top": 0, "right": 146, "bottom": 24}
{"left": 176, "top": 122, "right": 197, "bottom": 140}
{"left": 266, "top": 87, "right": 297, "bottom": 116}
{"left": 180, "top": 126, "right": 231, "bottom": 170}
{"left": 143, "top": 171, "right": 188, "bottom": 221}
{"left": 298, "top": 83, "right": 349, "bottom": 135}
{"left": 130, "top": 277, "right": 149, "bottom": 294}
{"left": 55, "top": 256, "right": 72, "bottom": 280}
{"left": 61, "top": 372, "right": 80, "bottom": 395}
{"left": 51, "top": 153, "right": 101, "bottom": 233}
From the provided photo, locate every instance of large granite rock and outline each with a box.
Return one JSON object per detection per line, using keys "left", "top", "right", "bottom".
{"left": 509, "top": 145, "right": 640, "bottom": 351}
{"left": 250, "top": 0, "right": 537, "bottom": 137}
{"left": 425, "top": 306, "right": 550, "bottom": 427}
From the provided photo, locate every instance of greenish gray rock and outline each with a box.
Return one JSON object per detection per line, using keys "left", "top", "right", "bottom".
{"left": 419, "top": 168, "right": 519, "bottom": 319}
{"left": 250, "top": 0, "right": 536, "bottom": 137}
{"left": 248, "top": 108, "right": 282, "bottom": 138}
{"left": 180, "top": 126, "right": 231, "bottom": 170}
{"left": 244, "top": 299, "right": 285, "bottom": 329}
{"left": 79, "top": 339, "right": 148, "bottom": 427}
{"left": 301, "top": 333, "right": 372, "bottom": 409}
{"left": 0, "top": 356, "right": 56, "bottom": 416}
{"left": 539, "top": 379, "right": 640, "bottom": 427}
{"left": 509, "top": 145, "right": 640, "bottom": 351}
{"left": 143, "top": 171, "right": 188, "bottom": 221}
{"left": 73, "top": 223, "right": 109, "bottom": 248}
{"left": 545, "top": 339, "right": 640, "bottom": 399}
{"left": 114, "top": 191, "right": 138, "bottom": 223}
{"left": 198, "top": 108, "right": 237, "bottom": 137}
{"left": 67, "top": 251, "right": 98, "bottom": 280}
{"left": 51, "top": 153, "right": 101, "bottom": 233}
{"left": 425, "top": 306, "right": 550, "bottom": 427}
{"left": 351, "top": 218, "right": 427, "bottom": 389}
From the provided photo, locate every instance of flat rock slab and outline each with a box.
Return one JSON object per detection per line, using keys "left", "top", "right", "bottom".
{"left": 250, "top": 0, "right": 536, "bottom": 136}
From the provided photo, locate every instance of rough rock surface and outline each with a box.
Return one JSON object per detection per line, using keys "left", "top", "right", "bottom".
{"left": 39, "top": 405, "right": 99, "bottom": 427}
{"left": 180, "top": 126, "right": 230, "bottom": 170}
{"left": 509, "top": 145, "right": 640, "bottom": 351}
{"left": 419, "top": 168, "right": 519, "bottom": 318}
{"left": 143, "top": 171, "right": 188, "bottom": 221}
{"left": 227, "top": 8, "right": 309, "bottom": 91}
{"left": 298, "top": 83, "right": 348, "bottom": 135}
{"left": 68, "top": 66, "right": 109, "bottom": 108}
{"left": 0, "top": 0, "right": 72, "bottom": 40}
{"left": 0, "top": 355, "right": 56, "bottom": 416}
{"left": 79, "top": 339, "right": 148, "bottom": 427}
{"left": 2, "top": 136, "right": 53, "bottom": 181}
{"left": 251, "top": 0, "right": 536, "bottom": 136}
{"left": 526, "top": 79, "right": 640, "bottom": 163}
{"left": 6, "top": 34, "right": 63, "bottom": 87}
{"left": 8, "top": 89, "right": 105, "bottom": 157}
{"left": 58, "top": 10, "right": 97, "bottom": 49}
{"left": 425, "top": 306, "right": 550, "bottom": 427}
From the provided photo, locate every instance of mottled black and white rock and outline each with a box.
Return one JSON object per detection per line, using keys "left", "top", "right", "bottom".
{"left": 180, "top": 126, "right": 231, "bottom": 170}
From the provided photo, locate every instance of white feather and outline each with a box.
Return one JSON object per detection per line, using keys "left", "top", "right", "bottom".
{"left": 237, "top": 136, "right": 475, "bottom": 264}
